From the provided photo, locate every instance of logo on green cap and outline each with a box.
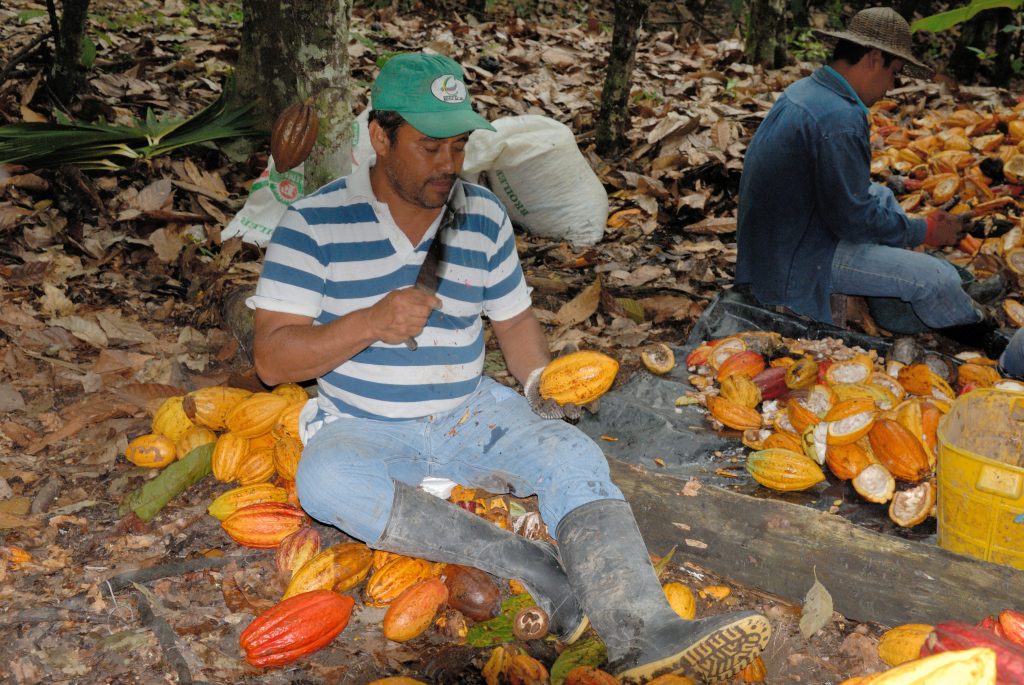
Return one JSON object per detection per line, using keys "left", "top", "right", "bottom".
{"left": 430, "top": 75, "right": 467, "bottom": 104}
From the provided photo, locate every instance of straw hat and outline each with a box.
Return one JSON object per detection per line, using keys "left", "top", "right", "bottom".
{"left": 815, "top": 7, "right": 933, "bottom": 80}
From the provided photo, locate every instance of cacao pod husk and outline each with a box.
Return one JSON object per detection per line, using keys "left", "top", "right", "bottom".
{"left": 275, "top": 526, "right": 321, "bottom": 579}
{"left": 706, "top": 395, "right": 762, "bottom": 431}
{"left": 868, "top": 419, "right": 931, "bottom": 482}
{"left": 211, "top": 432, "right": 250, "bottom": 483}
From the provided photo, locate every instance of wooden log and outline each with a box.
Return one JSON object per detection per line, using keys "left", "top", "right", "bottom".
{"left": 608, "top": 457, "right": 1024, "bottom": 627}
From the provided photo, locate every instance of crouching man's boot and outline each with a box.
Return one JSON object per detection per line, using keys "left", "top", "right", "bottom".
{"left": 938, "top": 305, "right": 1011, "bottom": 360}
{"left": 557, "top": 499, "right": 770, "bottom": 683}
{"left": 374, "top": 481, "right": 587, "bottom": 643}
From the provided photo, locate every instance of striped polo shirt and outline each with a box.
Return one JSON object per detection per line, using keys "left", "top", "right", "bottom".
{"left": 247, "top": 161, "right": 531, "bottom": 424}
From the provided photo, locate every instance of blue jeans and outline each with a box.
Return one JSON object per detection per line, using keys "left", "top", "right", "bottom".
{"left": 831, "top": 241, "right": 979, "bottom": 329}
{"left": 295, "top": 377, "right": 623, "bottom": 545}
{"left": 1000, "top": 328, "right": 1024, "bottom": 378}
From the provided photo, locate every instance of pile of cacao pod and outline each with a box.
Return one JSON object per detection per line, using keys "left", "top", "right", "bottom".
{"left": 868, "top": 97, "right": 1024, "bottom": 327}
{"left": 839, "top": 608, "right": 1024, "bottom": 684}
{"left": 686, "top": 330, "right": 1024, "bottom": 529}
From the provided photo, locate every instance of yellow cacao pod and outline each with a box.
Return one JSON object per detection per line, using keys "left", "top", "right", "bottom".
{"left": 273, "top": 435, "right": 303, "bottom": 482}
{"left": 878, "top": 623, "right": 935, "bottom": 667}
{"left": 220, "top": 502, "right": 306, "bottom": 548}
{"left": 719, "top": 374, "right": 761, "bottom": 409}
{"left": 125, "top": 433, "right": 177, "bottom": 468}
{"left": 746, "top": 448, "right": 826, "bottom": 492}
{"left": 706, "top": 395, "right": 762, "bottom": 431}
{"left": 182, "top": 386, "right": 252, "bottom": 431}
{"left": 539, "top": 351, "right": 619, "bottom": 406}
{"left": 271, "top": 401, "right": 305, "bottom": 441}
{"left": 282, "top": 544, "right": 342, "bottom": 599}
{"left": 372, "top": 550, "right": 403, "bottom": 572}
{"left": 870, "top": 646, "right": 995, "bottom": 684}
{"left": 334, "top": 542, "right": 374, "bottom": 592}
{"left": 207, "top": 482, "right": 289, "bottom": 521}
{"left": 272, "top": 382, "right": 309, "bottom": 404}
{"left": 270, "top": 98, "right": 319, "bottom": 173}
{"left": 152, "top": 396, "right": 196, "bottom": 442}
{"left": 275, "top": 526, "right": 321, "bottom": 578}
{"left": 235, "top": 446, "right": 276, "bottom": 485}
{"left": 211, "top": 432, "right": 250, "bottom": 483}
{"left": 646, "top": 676, "right": 696, "bottom": 685}
{"left": 785, "top": 356, "right": 819, "bottom": 390}
{"left": 174, "top": 426, "right": 217, "bottom": 460}
{"left": 225, "top": 392, "right": 290, "bottom": 438}
{"left": 364, "top": 556, "right": 437, "bottom": 608}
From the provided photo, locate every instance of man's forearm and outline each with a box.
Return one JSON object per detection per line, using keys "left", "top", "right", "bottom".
{"left": 492, "top": 310, "right": 552, "bottom": 386}
{"left": 253, "top": 309, "right": 377, "bottom": 386}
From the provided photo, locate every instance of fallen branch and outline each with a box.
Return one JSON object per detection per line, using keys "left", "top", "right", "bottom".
{"left": 106, "top": 555, "right": 237, "bottom": 594}
{"left": 134, "top": 582, "right": 193, "bottom": 685}
{"left": 0, "top": 33, "right": 49, "bottom": 85}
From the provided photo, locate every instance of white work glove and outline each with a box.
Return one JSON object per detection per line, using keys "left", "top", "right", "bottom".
{"left": 524, "top": 366, "right": 583, "bottom": 422}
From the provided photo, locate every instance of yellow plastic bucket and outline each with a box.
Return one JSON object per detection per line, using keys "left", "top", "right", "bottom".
{"left": 936, "top": 387, "right": 1024, "bottom": 569}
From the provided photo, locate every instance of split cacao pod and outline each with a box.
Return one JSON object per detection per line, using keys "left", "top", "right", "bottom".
{"left": 270, "top": 98, "right": 319, "bottom": 173}
{"left": 824, "top": 398, "right": 877, "bottom": 445}
{"left": 825, "top": 442, "right": 873, "bottom": 481}
{"left": 662, "top": 581, "right": 696, "bottom": 620}
{"left": 825, "top": 355, "right": 874, "bottom": 386}
{"left": 125, "top": 433, "right": 177, "bottom": 468}
{"left": 715, "top": 350, "right": 765, "bottom": 382}
{"left": 867, "top": 419, "right": 931, "bottom": 482}
{"left": 888, "top": 479, "right": 936, "bottom": 528}
{"left": 877, "top": 623, "right": 934, "bottom": 666}
{"left": 707, "top": 337, "right": 747, "bottom": 370}
{"left": 539, "top": 351, "right": 619, "bottom": 406}
{"left": 706, "top": 395, "right": 762, "bottom": 431}
{"left": 564, "top": 666, "right": 622, "bottom": 685}
{"left": 365, "top": 556, "right": 436, "bottom": 607}
{"left": 382, "top": 577, "right": 449, "bottom": 642}
{"left": 207, "top": 482, "right": 289, "bottom": 521}
{"left": 719, "top": 373, "right": 761, "bottom": 409}
{"left": 921, "top": 621, "right": 1024, "bottom": 684}
{"left": 275, "top": 526, "right": 321, "bottom": 579}
{"left": 221, "top": 502, "right": 306, "bottom": 549}
{"left": 211, "top": 432, "right": 250, "bottom": 483}
{"left": 182, "top": 386, "right": 252, "bottom": 431}
{"left": 852, "top": 463, "right": 896, "bottom": 504}
{"left": 640, "top": 343, "right": 675, "bottom": 375}
{"left": 746, "top": 449, "right": 826, "bottom": 492}
{"left": 786, "top": 397, "right": 822, "bottom": 434}
{"left": 152, "top": 395, "right": 196, "bottom": 442}
{"left": 958, "top": 363, "right": 1001, "bottom": 391}
{"left": 442, "top": 564, "right": 501, "bottom": 622}
{"left": 239, "top": 590, "right": 353, "bottom": 668}
{"left": 871, "top": 646, "right": 996, "bottom": 684}
{"left": 226, "top": 392, "right": 291, "bottom": 438}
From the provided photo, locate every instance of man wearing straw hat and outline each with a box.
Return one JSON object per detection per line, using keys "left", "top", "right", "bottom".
{"left": 735, "top": 7, "right": 1008, "bottom": 357}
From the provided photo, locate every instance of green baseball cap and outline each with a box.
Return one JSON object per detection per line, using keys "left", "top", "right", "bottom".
{"left": 371, "top": 53, "right": 496, "bottom": 139}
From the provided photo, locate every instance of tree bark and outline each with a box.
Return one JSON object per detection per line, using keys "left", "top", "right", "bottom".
{"left": 745, "top": 0, "right": 788, "bottom": 69}
{"left": 595, "top": 0, "right": 651, "bottom": 158}
{"left": 49, "top": 0, "right": 92, "bottom": 103}
{"left": 237, "top": 0, "right": 353, "bottom": 192}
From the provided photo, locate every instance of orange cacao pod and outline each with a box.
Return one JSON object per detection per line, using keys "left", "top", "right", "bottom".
{"left": 235, "top": 446, "right": 276, "bottom": 485}
{"left": 706, "top": 395, "right": 762, "bottom": 431}
{"left": 382, "top": 577, "right": 449, "bottom": 642}
{"left": 746, "top": 449, "right": 825, "bottom": 492}
{"left": 207, "top": 482, "right": 289, "bottom": 521}
{"left": 707, "top": 337, "right": 747, "bottom": 369}
{"left": 825, "top": 442, "right": 873, "bottom": 481}
{"left": 825, "top": 354, "right": 874, "bottom": 386}
{"left": 867, "top": 419, "right": 932, "bottom": 482}
{"left": 372, "top": 549, "right": 403, "bottom": 572}
{"left": 824, "top": 398, "right": 877, "bottom": 445}
{"left": 152, "top": 395, "right": 196, "bottom": 442}
{"left": 239, "top": 590, "right": 352, "bottom": 667}
{"left": 719, "top": 373, "right": 761, "bottom": 409}
{"left": 270, "top": 98, "right": 319, "bottom": 173}
{"left": 125, "top": 433, "right": 177, "bottom": 468}
{"left": 226, "top": 392, "right": 290, "bottom": 438}
{"left": 715, "top": 350, "right": 766, "bottom": 382}
{"left": 365, "top": 556, "right": 437, "bottom": 608}
{"left": 221, "top": 502, "right": 306, "bottom": 549}
{"left": 763, "top": 430, "right": 803, "bottom": 452}
{"left": 182, "top": 386, "right": 252, "bottom": 431}
{"left": 958, "top": 362, "right": 1001, "bottom": 391}
{"left": 786, "top": 397, "right": 822, "bottom": 434}
{"left": 877, "top": 623, "right": 935, "bottom": 666}
{"left": 211, "top": 432, "right": 250, "bottom": 483}
{"left": 507, "top": 653, "right": 549, "bottom": 685}
{"left": 539, "top": 351, "right": 619, "bottom": 406}
{"left": 333, "top": 542, "right": 374, "bottom": 592}
{"left": 273, "top": 435, "right": 303, "bottom": 481}
{"left": 275, "top": 526, "right": 321, "bottom": 579}
{"left": 737, "top": 655, "right": 767, "bottom": 682}
{"left": 564, "top": 666, "right": 622, "bottom": 685}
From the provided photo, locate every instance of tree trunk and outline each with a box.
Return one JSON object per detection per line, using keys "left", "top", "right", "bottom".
{"left": 49, "top": 0, "right": 92, "bottom": 103}
{"left": 948, "top": 12, "right": 999, "bottom": 83}
{"left": 595, "top": 0, "right": 651, "bottom": 158}
{"left": 745, "top": 0, "right": 788, "bottom": 68}
{"left": 236, "top": 0, "right": 353, "bottom": 192}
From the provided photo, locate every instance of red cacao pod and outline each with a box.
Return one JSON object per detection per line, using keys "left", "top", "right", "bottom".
{"left": 239, "top": 590, "right": 353, "bottom": 668}
{"left": 921, "top": 620, "right": 1024, "bottom": 684}
{"left": 1000, "top": 610, "right": 1024, "bottom": 647}
{"left": 751, "top": 366, "right": 789, "bottom": 401}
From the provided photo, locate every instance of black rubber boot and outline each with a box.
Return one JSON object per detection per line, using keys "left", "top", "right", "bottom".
{"left": 556, "top": 499, "right": 771, "bottom": 683}
{"left": 938, "top": 307, "right": 1010, "bottom": 360}
{"left": 375, "top": 481, "right": 588, "bottom": 643}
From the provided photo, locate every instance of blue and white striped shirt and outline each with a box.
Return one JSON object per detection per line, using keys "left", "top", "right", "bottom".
{"left": 248, "top": 161, "right": 531, "bottom": 425}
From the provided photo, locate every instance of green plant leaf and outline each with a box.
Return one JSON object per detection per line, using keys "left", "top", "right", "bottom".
{"left": 80, "top": 36, "right": 97, "bottom": 69}
{"left": 911, "top": 0, "right": 1023, "bottom": 33}
{"left": 550, "top": 636, "right": 607, "bottom": 685}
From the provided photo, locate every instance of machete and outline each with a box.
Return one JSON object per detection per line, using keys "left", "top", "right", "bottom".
{"left": 404, "top": 204, "right": 455, "bottom": 351}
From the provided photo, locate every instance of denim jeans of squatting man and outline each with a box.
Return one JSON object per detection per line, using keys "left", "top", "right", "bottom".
{"left": 295, "top": 376, "right": 624, "bottom": 544}
{"left": 831, "top": 240, "right": 981, "bottom": 330}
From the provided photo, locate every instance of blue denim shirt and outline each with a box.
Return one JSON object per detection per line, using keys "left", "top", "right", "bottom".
{"left": 736, "top": 67, "right": 927, "bottom": 323}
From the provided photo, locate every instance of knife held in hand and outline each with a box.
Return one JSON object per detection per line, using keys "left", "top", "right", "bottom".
{"left": 404, "top": 205, "right": 453, "bottom": 351}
